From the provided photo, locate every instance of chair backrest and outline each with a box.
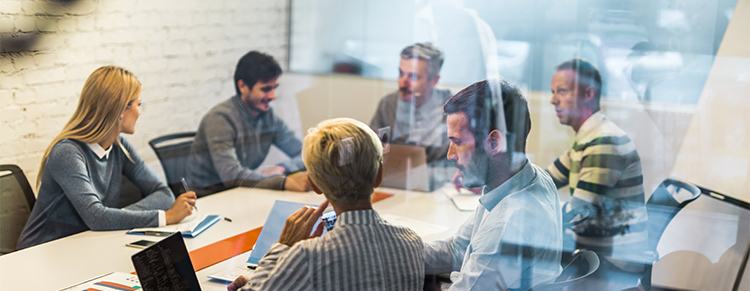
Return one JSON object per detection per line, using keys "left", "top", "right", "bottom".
{"left": 532, "top": 250, "right": 600, "bottom": 291}
{"left": 148, "top": 132, "right": 196, "bottom": 197}
{"left": 695, "top": 186, "right": 750, "bottom": 291}
{"left": 0, "top": 164, "right": 35, "bottom": 255}
{"left": 645, "top": 178, "right": 701, "bottom": 258}
{"left": 697, "top": 186, "right": 750, "bottom": 210}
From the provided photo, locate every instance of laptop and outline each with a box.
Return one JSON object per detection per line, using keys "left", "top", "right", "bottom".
{"left": 131, "top": 232, "right": 201, "bottom": 291}
{"left": 208, "top": 200, "right": 322, "bottom": 282}
{"left": 380, "top": 143, "right": 430, "bottom": 192}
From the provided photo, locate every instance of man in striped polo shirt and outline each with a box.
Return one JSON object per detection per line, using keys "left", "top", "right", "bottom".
{"left": 228, "top": 118, "right": 424, "bottom": 291}
{"left": 547, "top": 58, "right": 648, "bottom": 254}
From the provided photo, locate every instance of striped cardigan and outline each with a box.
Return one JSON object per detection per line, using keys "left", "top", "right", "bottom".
{"left": 547, "top": 112, "right": 647, "bottom": 245}
{"left": 241, "top": 209, "right": 424, "bottom": 291}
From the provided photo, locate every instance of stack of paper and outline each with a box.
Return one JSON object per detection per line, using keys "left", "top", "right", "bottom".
{"left": 60, "top": 272, "right": 140, "bottom": 291}
{"left": 128, "top": 214, "right": 221, "bottom": 238}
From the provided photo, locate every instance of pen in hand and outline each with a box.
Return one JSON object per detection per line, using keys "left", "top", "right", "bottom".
{"left": 181, "top": 177, "right": 197, "bottom": 211}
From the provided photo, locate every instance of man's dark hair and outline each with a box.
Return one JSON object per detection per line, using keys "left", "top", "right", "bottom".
{"left": 443, "top": 79, "right": 531, "bottom": 153}
{"left": 234, "top": 51, "right": 282, "bottom": 96}
{"left": 555, "top": 57, "right": 602, "bottom": 102}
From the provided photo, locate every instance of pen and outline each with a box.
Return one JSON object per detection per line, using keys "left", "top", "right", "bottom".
{"left": 145, "top": 231, "right": 174, "bottom": 236}
{"left": 181, "top": 177, "right": 197, "bottom": 211}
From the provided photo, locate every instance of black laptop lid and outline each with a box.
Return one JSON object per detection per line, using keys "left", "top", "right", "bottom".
{"left": 131, "top": 232, "right": 201, "bottom": 291}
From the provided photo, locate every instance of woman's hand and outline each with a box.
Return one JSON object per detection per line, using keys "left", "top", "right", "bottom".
{"left": 227, "top": 275, "right": 248, "bottom": 291}
{"left": 165, "top": 191, "right": 197, "bottom": 224}
{"left": 278, "top": 200, "right": 329, "bottom": 247}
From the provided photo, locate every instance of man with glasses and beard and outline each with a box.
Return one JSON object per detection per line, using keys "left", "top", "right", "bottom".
{"left": 424, "top": 79, "right": 563, "bottom": 290}
{"left": 187, "top": 51, "right": 310, "bottom": 196}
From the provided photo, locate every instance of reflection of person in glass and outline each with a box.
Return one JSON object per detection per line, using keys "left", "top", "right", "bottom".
{"left": 547, "top": 58, "right": 647, "bottom": 252}
{"left": 227, "top": 118, "right": 424, "bottom": 291}
{"left": 369, "top": 43, "right": 453, "bottom": 188}
{"left": 424, "top": 79, "right": 562, "bottom": 290}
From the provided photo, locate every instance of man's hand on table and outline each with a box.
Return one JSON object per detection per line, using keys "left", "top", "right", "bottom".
{"left": 284, "top": 171, "right": 312, "bottom": 192}
{"left": 261, "top": 165, "right": 286, "bottom": 176}
{"left": 452, "top": 171, "right": 483, "bottom": 194}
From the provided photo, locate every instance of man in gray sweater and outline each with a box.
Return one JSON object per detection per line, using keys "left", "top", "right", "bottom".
{"left": 187, "top": 51, "right": 310, "bottom": 196}
{"left": 369, "top": 43, "right": 453, "bottom": 190}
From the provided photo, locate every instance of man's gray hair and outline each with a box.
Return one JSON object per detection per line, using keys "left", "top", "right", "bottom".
{"left": 400, "top": 42, "right": 444, "bottom": 79}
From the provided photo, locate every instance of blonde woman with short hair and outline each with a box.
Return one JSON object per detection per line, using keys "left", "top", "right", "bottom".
{"left": 17, "top": 66, "right": 196, "bottom": 249}
{"left": 228, "top": 118, "right": 425, "bottom": 291}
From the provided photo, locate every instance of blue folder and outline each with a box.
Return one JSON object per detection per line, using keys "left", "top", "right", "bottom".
{"left": 183, "top": 215, "right": 221, "bottom": 238}
{"left": 127, "top": 215, "right": 221, "bottom": 238}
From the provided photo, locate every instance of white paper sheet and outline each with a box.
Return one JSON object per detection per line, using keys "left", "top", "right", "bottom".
{"left": 380, "top": 213, "right": 448, "bottom": 238}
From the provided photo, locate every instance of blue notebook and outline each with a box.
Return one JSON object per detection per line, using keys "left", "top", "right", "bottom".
{"left": 128, "top": 214, "right": 221, "bottom": 238}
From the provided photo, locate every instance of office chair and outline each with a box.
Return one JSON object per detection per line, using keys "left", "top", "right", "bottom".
{"left": 0, "top": 164, "right": 35, "bottom": 255}
{"left": 696, "top": 186, "right": 750, "bottom": 291}
{"left": 624, "top": 178, "right": 702, "bottom": 290}
{"left": 149, "top": 132, "right": 196, "bottom": 197}
{"left": 532, "top": 250, "right": 600, "bottom": 291}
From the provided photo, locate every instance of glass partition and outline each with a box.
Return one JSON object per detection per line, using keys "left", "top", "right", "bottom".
{"left": 290, "top": 0, "right": 737, "bottom": 104}
{"left": 289, "top": 1, "right": 748, "bottom": 290}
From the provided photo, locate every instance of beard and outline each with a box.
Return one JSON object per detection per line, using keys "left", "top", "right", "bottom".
{"left": 399, "top": 87, "right": 423, "bottom": 99}
{"left": 455, "top": 144, "right": 490, "bottom": 188}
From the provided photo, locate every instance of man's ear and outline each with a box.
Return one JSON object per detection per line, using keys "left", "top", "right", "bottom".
{"left": 429, "top": 74, "right": 440, "bottom": 87}
{"left": 485, "top": 129, "right": 507, "bottom": 155}
{"left": 374, "top": 161, "right": 383, "bottom": 188}
{"left": 308, "top": 176, "right": 323, "bottom": 195}
{"left": 583, "top": 85, "right": 597, "bottom": 103}
{"left": 237, "top": 79, "right": 249, "bottom": 93}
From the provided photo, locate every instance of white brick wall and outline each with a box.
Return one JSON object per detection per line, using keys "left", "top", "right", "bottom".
{"left": 0, "top": 0, "right": 292, "bottom": 187}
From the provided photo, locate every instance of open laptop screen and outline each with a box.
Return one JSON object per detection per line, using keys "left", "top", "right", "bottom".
{"left": 380, "top": 143, "right": 430, "bottom": 191}
{"left": 131, "top": 232, "right": 201, "bottom": 291}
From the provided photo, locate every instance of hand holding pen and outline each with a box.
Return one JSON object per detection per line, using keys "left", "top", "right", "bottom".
{"left": 165, "top": 190, "right": 197, "bottom": 224}
{"left": 181, "top": 177, "right": 197, "bottom": 211}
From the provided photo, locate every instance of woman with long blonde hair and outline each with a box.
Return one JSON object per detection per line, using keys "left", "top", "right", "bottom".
{"left": 17, "top": 66, "right": 196, "bottom": 249}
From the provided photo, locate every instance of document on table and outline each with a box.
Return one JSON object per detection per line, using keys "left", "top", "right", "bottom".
{"left": 127, "top": 213, "right": 221, "bottom": 238}
{"left": 60, "top": 272, "right": 141, "bottom": 291}
{"left": 442, "top": 187, "right": 480, "bottom": 211}
{"left": 380, "top": 213, "right": 448, "bottom": 238}
{"left": 207, "top": 261, "right": 255, "bottom": 283}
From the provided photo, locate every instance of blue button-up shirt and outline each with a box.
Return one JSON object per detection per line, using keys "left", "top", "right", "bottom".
{"left": 425, "top": 160, "right": 563, "bottom": 290}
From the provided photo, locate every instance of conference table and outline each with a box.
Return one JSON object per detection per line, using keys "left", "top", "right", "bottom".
{"left": 2, "top": 185, "right": 745, "bottom": 290}
{"left": 0, "top": 186, "right": 473, "bottom": 290}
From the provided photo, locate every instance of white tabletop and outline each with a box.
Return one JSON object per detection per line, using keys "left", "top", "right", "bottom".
{"left": 0, "top": 186, "right": 472, "bottom": 290}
